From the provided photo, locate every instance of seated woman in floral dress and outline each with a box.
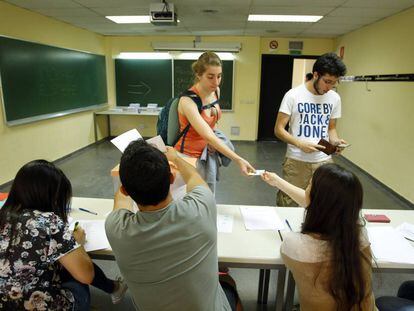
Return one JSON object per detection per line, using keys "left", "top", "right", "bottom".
{"left": 0, "top": 160, "right": 127, "bottom": 310}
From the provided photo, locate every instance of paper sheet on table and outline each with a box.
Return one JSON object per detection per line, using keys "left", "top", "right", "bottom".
{"left": 146, "top": 135, "right": 167, "bottom": 152}
{"left": 217, "top": 214, "right": 233, "bottom": 233}
{"left": 69, "top": 219, "right": 111, "bottom": 252}
{"left": 396, "top": 223, "right": 414, "bottom": 241}
{"left": 367, "top": 227, "right": 414, "bottom": 264}
{"left": 240, "top": 206, "right": 284, "bottom": 230}
{"left": 110, "top": 129, "right": 142, "bottom": 152}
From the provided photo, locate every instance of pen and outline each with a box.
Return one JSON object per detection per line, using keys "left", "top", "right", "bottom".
{"left": 285, "top": 219, "right": 293, "bottom": 231}
{"left": 278, "top": 230, "right": 284, "bottom": 242}
{"left": 79, "top": 208, "right": 98, "bottom": 215}
{"left": 74, "top": 221, "right": 79, "bottom": 231}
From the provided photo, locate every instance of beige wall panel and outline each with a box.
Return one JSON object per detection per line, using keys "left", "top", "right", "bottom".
{"left": 335, "top": 7, "right": 414, "bottom": 203}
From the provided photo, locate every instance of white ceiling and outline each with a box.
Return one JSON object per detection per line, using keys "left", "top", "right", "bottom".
{"left": 4, "top": 0, "right": 414, "bottom": 38}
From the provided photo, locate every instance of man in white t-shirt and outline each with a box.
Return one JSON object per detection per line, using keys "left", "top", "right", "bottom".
{"left": 274, "top": 53, "right": 347, "bottom": 207}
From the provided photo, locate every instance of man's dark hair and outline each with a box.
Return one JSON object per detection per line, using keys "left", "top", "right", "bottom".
{"left": 119, "top": 139, "right": 171, "bottom": 206}
{"left": 313, "top": 53, "right": 346, "bottom": 77}
{"left": 305, "top": 72, "right": 313, "bottom": 81}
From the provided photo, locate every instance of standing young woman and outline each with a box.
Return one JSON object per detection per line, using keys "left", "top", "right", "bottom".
{"left": 175, "top": 51, "right": 254, "bottom": 176}
{"left": 262, "top": 163, "right": 377, "bottom": 311}
{"left": 0, "top": 160, "right": 126, "bottom": 310}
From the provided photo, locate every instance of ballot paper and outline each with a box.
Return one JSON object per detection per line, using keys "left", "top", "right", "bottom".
{"left": 110, "top": 129, "right": 142, "bottom": 152}
{"left": 146, "top": 135, "right": 167, "bottom": 152}
{"left": 240, "top": 206, "right": 284, "bottom": 231}
{"left": 217, "top": 214, "right": 234, "bottom": 233}
{"left": 367, "top": 226, "right": 414, "bottom": 264}
{"left": 70, "top": 219, "right": 111, "bottom": 252}
{"left": 111, "top": 130, "right": 167, "bottom": 153}
{"left": 396, "top": 222, "right": 414, "bottom": 241}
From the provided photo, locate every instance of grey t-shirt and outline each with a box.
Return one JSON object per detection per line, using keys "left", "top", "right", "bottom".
{"left": 105, "top": 186, "right": 231, "bottom": 311}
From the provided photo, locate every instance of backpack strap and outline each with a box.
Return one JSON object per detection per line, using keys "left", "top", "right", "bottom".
{"left": 176, "top": 90, "right": 201, "bottom": 152}
{"left": 174, "top": 89, "right": 218, "bottom": 153}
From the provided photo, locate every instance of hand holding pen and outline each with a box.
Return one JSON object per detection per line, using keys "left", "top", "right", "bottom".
{"left": 73, "top": 221, "right": 86, "bottom": 246}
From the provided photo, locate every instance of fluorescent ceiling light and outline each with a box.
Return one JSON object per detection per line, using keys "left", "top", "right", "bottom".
{"left": 106, "top": 16, "right": 150, "bottom": 24}
{"left": 248, "top": 15, "right": 323, "bottom": 22}
{"left": 118, "top": 52, "right": 171, "bottom": 59}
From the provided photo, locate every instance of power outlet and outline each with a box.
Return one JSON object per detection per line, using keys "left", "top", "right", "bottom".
{"left": 231, "top": 126, "right": 240, "bottom": 136}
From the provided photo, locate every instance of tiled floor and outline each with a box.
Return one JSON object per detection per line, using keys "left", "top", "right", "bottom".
{"left": 1, "top": 140, "right": 412, "bottom": 310}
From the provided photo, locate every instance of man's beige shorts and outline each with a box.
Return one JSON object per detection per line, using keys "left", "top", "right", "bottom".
{"left": 276, "top": 157, "right": 333, "bottom": 207}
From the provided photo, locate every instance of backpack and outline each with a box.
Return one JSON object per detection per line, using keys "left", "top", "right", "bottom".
{"left": 157, "top": 90, "right": 218, "bottom": 151}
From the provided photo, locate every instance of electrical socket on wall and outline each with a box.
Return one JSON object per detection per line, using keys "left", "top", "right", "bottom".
{"left": 231, "top": 126, "right": 240, "bottom": 136}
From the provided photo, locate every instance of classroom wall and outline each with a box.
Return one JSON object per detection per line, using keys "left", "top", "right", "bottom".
{"left": 334, "top": 7, "right": 414, "bottom": 203}
{"left": 105, "top": 35, "right": 262, "bottom": 140}
{"left": 0, "top": 2, "right": 107, "bottom": 185}
{"left": 106, "top": 36, "right": 334, "bottom": 140}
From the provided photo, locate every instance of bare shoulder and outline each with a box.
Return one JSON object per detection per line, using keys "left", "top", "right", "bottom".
{"left": 179, "top": 96, "right": 199, "bottom": 115}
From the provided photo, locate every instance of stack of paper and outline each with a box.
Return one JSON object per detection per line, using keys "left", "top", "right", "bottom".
{"left": 367, "top": 226, "right": 414, "bottom": 264}
{"left": 240, "top": 206, "right": 284, "bottom": 231}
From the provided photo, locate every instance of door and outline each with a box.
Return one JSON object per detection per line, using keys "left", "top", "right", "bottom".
{"left": 258, "top": 54, "right": 318, "bottom": 141}
{"left": 258, "top": 55, "right": 293, "bottom": 141}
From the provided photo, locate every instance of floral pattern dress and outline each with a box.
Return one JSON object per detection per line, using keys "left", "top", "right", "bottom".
{"left": 0, "top": 210, "right": 79, "bottom": 310}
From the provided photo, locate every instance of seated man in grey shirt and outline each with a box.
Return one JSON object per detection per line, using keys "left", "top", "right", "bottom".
{"left": 105, "top": 139, "right": 235, "bottom": 311}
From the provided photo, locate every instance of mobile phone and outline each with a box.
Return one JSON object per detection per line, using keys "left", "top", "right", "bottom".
{"left": 364, "top": 214, "right": 391, "bottom": 223}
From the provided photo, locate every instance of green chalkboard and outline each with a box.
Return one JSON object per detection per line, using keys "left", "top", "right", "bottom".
{"left": 173, "top": 59, "right": 234, "bottom": 110}
{"left": 115, "top": 59, "right": 172, "bottom": 107}
{"left": 0, "top": 36, "right": 107, "bottom": 126}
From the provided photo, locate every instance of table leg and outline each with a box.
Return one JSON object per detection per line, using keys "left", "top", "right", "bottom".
{"left": 107, "top": 115, "right": 111, "bottom": 137}
{"left": 257, "top": 269, "right": 265, "bottom": 303}
{"left": 93, "top": 113, "right": 98, "bottom": 142}
{"left": 275, "top": 267, "right": 286, "bottom": 311}
{"left": 284, "top": 270, "right": 295, "bottom": 311}
{"left": 257, "top": 269, "right": 271, "bottom": 305}
{"left": 263, "top": 269, "right": 270, "bottom": 304}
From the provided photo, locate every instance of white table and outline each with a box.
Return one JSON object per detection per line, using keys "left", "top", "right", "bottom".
{"left": 71, "top": 198, "right": 414, "bottom": 311}
{"left": 93, "top": 108, "right": 160, "bottom": 141}
{"left": 70, "top": 198, "right": 286, "bottom": 311}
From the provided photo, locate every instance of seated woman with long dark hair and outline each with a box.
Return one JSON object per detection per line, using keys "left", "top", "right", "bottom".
{"left": 0, "top": 160, "right": 127, "bottom": 310}
{"left": 262, "top": 163, "right": 377, "bottom": 310}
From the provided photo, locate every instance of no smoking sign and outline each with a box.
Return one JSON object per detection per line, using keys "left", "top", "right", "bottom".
{"left": 269, "top": 40, "right": 278, "bottom": 49}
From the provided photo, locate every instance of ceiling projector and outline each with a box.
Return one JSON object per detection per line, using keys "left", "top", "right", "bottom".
{"left": 150, "top": 2, "right": 177, "bottom": 26}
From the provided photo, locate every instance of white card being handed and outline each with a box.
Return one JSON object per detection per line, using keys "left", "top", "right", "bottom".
{"left": 146, "top": 135, "right": 167, "bottom": 153}
{"left": 248, "top": 169, "right": 265, "bottom": 176}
